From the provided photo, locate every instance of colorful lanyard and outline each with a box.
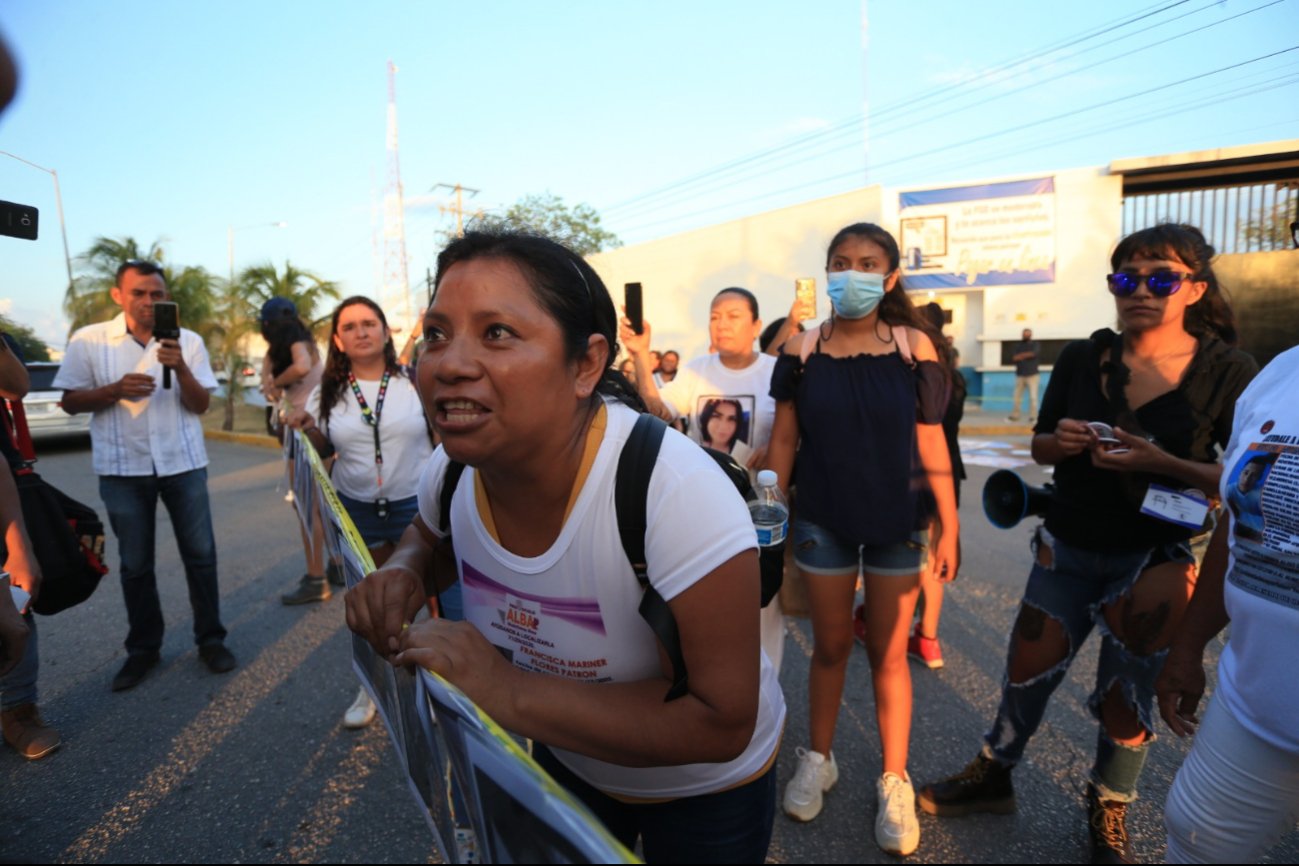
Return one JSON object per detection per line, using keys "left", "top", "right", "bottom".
{"left": 346, "top": 369, "right": 390, "bottom": 488}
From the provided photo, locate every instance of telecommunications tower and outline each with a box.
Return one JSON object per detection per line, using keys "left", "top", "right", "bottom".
{"left": 381, "top": 60, "right": 413, "bottom": 337}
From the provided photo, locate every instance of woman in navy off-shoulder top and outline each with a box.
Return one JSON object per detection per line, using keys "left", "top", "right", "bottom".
{"left": 766, "top": 222, "right": 959, "bottom": 858}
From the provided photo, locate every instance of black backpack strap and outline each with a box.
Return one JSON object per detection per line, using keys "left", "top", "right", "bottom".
{"left": 439, "top": 460, "right": 466, "bottom": 536}
{"left": 616, "top": 413, "right": 689, "bottom": 702}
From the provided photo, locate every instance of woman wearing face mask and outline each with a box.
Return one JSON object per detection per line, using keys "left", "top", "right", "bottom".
{"left": 766, "top": 222, "right": 957, "bottom": 857}
{"left": 621, "top": 288, "right": 786, "bottom": 673}
{"left": 917, "top": 224, "right": 1257, "bottom": 864}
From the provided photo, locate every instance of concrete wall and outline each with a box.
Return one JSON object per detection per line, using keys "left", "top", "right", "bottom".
{"left": 588, "top": 187, "right": 883, "bottom": 360}
{"left": 1214, "top": 248, "right": 1299, "bottom": 368}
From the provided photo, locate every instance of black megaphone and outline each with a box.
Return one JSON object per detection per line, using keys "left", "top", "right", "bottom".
{"left": 982, "top": 469, "right": 1054, "bottom": 529}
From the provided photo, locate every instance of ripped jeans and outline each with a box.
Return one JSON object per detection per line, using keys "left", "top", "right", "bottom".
{"left": 984, "top": 526, "right": 1194, "bottom": 802}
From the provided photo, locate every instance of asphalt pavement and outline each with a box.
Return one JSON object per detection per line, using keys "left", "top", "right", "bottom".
{"left": 3, "top": 431, "right": 1297, "bottom": 863}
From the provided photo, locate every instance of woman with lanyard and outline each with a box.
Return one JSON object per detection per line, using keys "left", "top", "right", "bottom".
{"left": 766, "top": 222, "right": 957, "bottom": 858}
{"left": 285, "top": 296, "right": 446, "bottom": 729}
{"left": 258, "top": 298, "right": 329, "bottom": 601}
{"left": 918, "top": 224, "right": 1257, "bottom": 863}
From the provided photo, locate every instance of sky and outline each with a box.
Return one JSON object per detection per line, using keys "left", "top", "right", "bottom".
{"left": 2, "top": 0, "right": 1297, "bottom": 349}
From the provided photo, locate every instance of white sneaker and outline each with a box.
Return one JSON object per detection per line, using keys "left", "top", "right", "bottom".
{"left": 343, "top": 687, "right": 376, "bottom": 729}
{"left": 782, "top": 747, "right": 839, "bottom": 822}
{"left": 454, "top": 827, "right": 479, "bottom": 864}
{"left": 876, "top": 771, "right": 920, "bottom": 856}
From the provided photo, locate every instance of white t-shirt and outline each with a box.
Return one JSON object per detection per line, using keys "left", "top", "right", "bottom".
{"left": 416, "top": 400, "right": 786, "bottom": 799}
{"left": 53, "top": 314, "right": 218, "bottom": 477}
{"left": 308, "top": 371, "right": 432, "bottom": 502}
{"left": 1216, "top": 346, "right": 1299, "bottom": 753}
{"left": 659, "top": 353, "right": 777, "bottom": 465}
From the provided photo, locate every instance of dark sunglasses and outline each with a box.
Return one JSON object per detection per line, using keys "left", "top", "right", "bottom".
{"left": 1105, "top": 269, "right": 1195, "bottom": 298}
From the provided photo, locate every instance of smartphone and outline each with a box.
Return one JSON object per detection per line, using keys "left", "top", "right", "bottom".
{"left": 4, "top": 572, "right": 29, "bottom": 615}
{"left": 795, "top": 277, "right": 816, "bottom": 320}
{"left": 153, "top": 302, "right": 180, "bottom": 389}
{"left": 624, "top": 282, "right": 644, "bottom": 335}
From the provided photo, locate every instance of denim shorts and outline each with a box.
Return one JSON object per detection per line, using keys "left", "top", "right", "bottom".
{"left": 337, "top": 492, "right": 420, "bottom": 547}
{"left": 792, "top": 516, "right": 929, "bottom": 576}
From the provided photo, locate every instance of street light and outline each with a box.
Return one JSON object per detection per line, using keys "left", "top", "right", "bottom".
{"left": 0, "top": 150, "right": 73, "bottom": 294}
{"left": 227, "top": 221, "right": 287, "bottom": 284}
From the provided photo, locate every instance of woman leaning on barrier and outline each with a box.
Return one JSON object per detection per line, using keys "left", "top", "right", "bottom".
{"left": 346, "top": 229, "right": 785, "bottom": 864}
{"left": 917, "top": 223, "right": 1258, "bottom": 863}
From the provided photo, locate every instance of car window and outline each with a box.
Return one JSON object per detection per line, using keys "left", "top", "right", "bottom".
{"left": 28, "top": 366, "right": 59, "bottom": 391}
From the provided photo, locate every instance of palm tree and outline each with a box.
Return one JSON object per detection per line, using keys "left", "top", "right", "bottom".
{"left": 209, "top": 278, "right": 258, "bottom": 431}
{"left": 238, "top": 261, "right": 340, "bottom": 329}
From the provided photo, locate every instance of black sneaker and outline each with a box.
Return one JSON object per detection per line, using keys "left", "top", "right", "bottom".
{"left": 111, "top": 652, "right": 161, "bottom": 692}
{"left": 325, "top": 560, "right": 345, "bottom": 588}
{"left": 1087, "top": 784, "right": 1134, "bottom": 864}
{"left": 917, "top": 753, "right": 1015, "bottom": 817}
{"left": 281, "top": 575, "right": 331, "bottom": 605}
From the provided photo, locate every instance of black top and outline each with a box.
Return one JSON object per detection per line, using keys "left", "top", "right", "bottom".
{"left": 772, "top": 342, "right": 946, "bottom": 546}
{"left": 1013, "top": 340, "right": 1040, "bottom": 377}
{"left": 1035, "top": 328, "right": 1257, "bottom": 553}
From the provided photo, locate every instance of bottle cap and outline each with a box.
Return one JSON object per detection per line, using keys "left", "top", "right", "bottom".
{"left": 757, "top": 469, "right": 778, "bottom": 488}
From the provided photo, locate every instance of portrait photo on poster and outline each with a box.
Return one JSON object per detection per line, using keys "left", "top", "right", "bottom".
{"left": 695, "top": 394, "right": 754, "bottom": 461}
{"left": 1226, "top": 446, "right": 1282, "bottom": 542}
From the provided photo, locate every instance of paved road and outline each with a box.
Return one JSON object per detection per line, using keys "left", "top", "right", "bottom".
{"left": 3, "top": 435, "right": 1296, "bottom": 863}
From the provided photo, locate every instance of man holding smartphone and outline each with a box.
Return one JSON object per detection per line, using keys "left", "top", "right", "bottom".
{"left": 55, "top": 260, "right": 236, "bottom": 692}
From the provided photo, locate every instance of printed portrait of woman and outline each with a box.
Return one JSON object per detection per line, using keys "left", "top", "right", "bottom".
{"left": 698, "top": 398, "right": 751, "bottom": 452}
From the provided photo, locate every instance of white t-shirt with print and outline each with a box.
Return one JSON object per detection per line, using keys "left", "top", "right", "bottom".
{"left": 416, "top": 400, "right": 786, "bottom": 799}
{"left": 1216, "top": 346, "right": 1299, "bottom": 753}
{"left": 307, "top": 371, "right": 432, "bottom": 502}
{"left": 659, "top": 353, "right": 777, "bottom": 460}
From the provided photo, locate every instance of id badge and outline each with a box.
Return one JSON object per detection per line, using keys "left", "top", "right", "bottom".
{"left": 1139, "top": 484, "right": 1210, "bottom": 530}
{"left": 374, "top": 497, "right": 390, "bottom": 519}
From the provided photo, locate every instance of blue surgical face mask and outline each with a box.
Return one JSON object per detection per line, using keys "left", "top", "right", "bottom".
{"left": 826, "top": 270, "right": 887, "bottom": 319}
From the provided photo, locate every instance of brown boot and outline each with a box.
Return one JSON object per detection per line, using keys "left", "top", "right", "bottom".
{"left": 1, "top": 703, "right": 61, "bottom": 760}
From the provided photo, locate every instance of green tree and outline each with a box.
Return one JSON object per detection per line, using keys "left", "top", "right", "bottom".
{"left": 208, "top": 278, "right": 258, "bottom": 431}
{"left": 238, "top": 261, "right": 340, "bottom": 330}
{"left": 63, "top": 236, "right": 219, "bottom": 339}
{"left": 1242, "top": 198, "right": 1297, "bottom": 251}
{"left": 0, "top": 314, "right": 52, "bottom": 361}
{"left": 460, "top": 192, "right": 621, "bottom": 256}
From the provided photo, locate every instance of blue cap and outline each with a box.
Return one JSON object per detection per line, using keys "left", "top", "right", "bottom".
{"left": 259, "top": 296, "right": 297, "bottom": 323}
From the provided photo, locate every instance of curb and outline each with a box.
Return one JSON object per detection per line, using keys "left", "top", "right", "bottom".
{"left": 959, "top": 425, "right": 1034, "bottom": 437}
{"left": 204, "top": 429, "right": 282, "bottom": 449}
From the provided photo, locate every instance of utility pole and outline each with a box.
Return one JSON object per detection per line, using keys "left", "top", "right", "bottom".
{"left": 382, "top": 61, "right": 413, "bottom": 337}
{"left": 432, "top": 183, "right": 483, "bottom": 237}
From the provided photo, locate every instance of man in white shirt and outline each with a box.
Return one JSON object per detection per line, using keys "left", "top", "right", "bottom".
{"left": 55, "top": 261, "right": 235, "bottom": 692}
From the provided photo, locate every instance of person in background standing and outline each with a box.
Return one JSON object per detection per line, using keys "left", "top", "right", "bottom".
{"left": 621, "top": 288, "right": 787, "bottom": 675}
{"left": 55, "top": 260, "right": 236, "bottom": 692}
{"left": 656, "top": 350, "right": 680, "bottom": 385}
{"left": 0, "top": 331, "right": 57, "bottom": 758}
{"left": 1008, "top": 328, "right": 1040, "bottom": 422}
{"left": 286, "top": 296, "right": 442, "bottom": 728}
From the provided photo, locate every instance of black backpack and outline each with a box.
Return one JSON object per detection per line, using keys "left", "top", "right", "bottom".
{"left": 437, "top": 412, "right": 784, "bottom": 702}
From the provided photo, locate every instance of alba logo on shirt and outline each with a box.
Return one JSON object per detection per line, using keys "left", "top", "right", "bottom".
{"left": 503, "top": 593, "right": 540, "bottom": 633}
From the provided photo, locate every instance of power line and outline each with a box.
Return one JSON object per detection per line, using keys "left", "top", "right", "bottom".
{"left": 613, "top": 52, "right": 1299, "bottom": 237}
{"left": 608, "top": 2, "right": 1290, "bottom": 227}
{"left": 601, "top": 0, "right": 1205, "bottom": 217}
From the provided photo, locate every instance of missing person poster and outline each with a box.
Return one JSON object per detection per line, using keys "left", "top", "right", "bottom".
{"left": 1226, "top": 436, "right": 1299, "bottom": 609}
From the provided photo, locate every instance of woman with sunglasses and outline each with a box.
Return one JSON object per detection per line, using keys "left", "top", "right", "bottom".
{"left": 918, "top": 224, "right": 1257, "bottom": 863}
{"left": 766, "top": 222, "right": 957, "bottom": 858}
{"left": 285, "top": 296, "right": 444, "bottom": 728}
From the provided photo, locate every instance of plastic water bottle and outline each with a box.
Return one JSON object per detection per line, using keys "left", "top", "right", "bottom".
{"left": 750, "top": 469, "right": 789, "bottom": 547}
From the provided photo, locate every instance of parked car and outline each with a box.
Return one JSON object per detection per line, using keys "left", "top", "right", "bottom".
{"left": 215, "top": 362, "right": 261, "bottom": 388}
{"left": 23, "top": 361, "right": 91, "bottom": 439}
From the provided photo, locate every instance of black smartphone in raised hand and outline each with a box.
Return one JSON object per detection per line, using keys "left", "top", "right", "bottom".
{"left": 624, "top": 282, "right": 644, "bottom": 335}
{"left": 152, "top": 301, "right": 180, "bottom": 389}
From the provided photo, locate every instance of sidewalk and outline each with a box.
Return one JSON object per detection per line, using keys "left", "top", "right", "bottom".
{"left": 959, "top": 401, "right": 1035, "bottom": 436}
